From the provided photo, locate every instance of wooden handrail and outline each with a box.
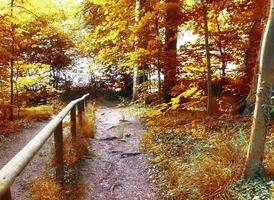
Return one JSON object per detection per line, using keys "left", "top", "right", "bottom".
{"left": 0, "top": 93, "right": 90, "bottom": 199}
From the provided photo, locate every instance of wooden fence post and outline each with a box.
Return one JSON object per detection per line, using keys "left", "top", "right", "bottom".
{"left": 70, "top": 106, "right": 76, "bottom": 142}
{"left": 1, "top": 188, "right": 12, "bottom": 200}
{"left": 54, "top": 122, "right": 64, "bottom": 182}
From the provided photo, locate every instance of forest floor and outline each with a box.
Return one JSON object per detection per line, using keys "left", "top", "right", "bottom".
{"left": 0, "top": 101, "right": 273, "bottom": 199}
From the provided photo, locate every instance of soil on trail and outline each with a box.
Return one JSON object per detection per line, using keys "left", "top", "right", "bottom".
{"left": 80, "top": 105, "right": 159, "bottom": 200}
{"left": 0, "top": 120, "right": 51, "bottom": 199}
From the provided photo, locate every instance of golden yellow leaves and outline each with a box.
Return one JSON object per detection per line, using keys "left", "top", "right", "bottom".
{"left": 89, "top": 0, "right": 108, "bottom": 5}
{"left": 14, "top": 62, "right": 55, "bottom": 94}
{"left": 170, "top": 85, "right": 200, "bottom": 110}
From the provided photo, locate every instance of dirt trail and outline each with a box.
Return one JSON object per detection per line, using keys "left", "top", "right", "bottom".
{"left": 80, "top": 105, "right": 159, "bottom": 200}
{"left": 0, "top": 120, "right": 51, "bottom": 199}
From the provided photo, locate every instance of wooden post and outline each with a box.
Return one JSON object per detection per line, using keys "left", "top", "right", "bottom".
{"left": 54, "top": 123, "right": 64, "bottom": 182}
{"left": 1, "top": 188, "right": 12, "bottom": 200}
{"left": 70, "top": 106, "right": 76, "bottom": 142}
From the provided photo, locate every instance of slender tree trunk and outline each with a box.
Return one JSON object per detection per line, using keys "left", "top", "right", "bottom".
{"left": 157, "top": 66, "right": 161, "bottom": 99}
{"left": 10, "top": 0, "right": 15, "bottom": 121}
{"left": 203, "top": 3, "right": 213, "bottom": 115}
{"left": 243, "top": 20, "right": 262, "bottom": 86}
{"left": 155, "top": 17, "right": 162, "bottom": 99}
{"left": 132, "top": 65, "right": 139, "bottom": 101}
{"left": 132, "top": 0, "right": 142, "bottom": 101}
{"left": 244, "top": 0, "right": 274, "bottom": 179}
{"left": 163, "top": 0, "right": 180, "bottom": 102}
{"left": 215, "top": 16, "right": 226, "bottom": 79}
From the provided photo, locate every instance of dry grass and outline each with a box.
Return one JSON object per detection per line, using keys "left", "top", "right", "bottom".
{"left": 50, "top": 133, "right": 89, "bottom": 166}
{"left": 29, "top": 176, "right": 63, "bottom": 200}
{"left": 142, "top": 109, "right": 274, "bottom": 200}
{"left": 29, "top": 175, "right": 87, "bottom": 200}
{"left": 20, "top": 105, "right": 53, "bottom": 121}
{"left": 80, "top": 102, "right": 96, "bottom": 138}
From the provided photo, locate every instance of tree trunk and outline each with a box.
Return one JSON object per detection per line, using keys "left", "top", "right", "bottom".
{"left": 155, "top": 17, "right": 162, "bottom": 99}
{"left": 10, "top": 0, "right": 15, "bottom": 121}
{"left": 244, "top": 0, "right": 274, "bottom": 179}
{"left": 132, "top": 0, "right": 145, "bottom": 101}
{"left": 242, "top": 57, "right": 259, "bottom": 115}
{"left": 241, "top": 20, "right": 264, "bottom": 114}
{"left": 215, "top": 16, "right": 226, "bottom": 79}
{"left": 157, "top": 66, "right": 162, "bottom": 99}
{"left": 203, "top": 3, "right": 213, "bottom": 115}
{"left": 163, "top": 0, "right": 180, "bottom": 102}
{"left": 132, "top": 65, "right": 139, "bottom": 101}
{"left": 243, "top": 20, "right": 263, "bottom": 86}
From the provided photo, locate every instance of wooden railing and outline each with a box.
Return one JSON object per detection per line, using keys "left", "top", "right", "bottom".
{"left": 0, "top": 93, "right": 90, "bottom": 200}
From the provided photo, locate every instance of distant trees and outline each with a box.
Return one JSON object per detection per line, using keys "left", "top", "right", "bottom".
{"left": 80, "top": 0, "right": 272, "bottom": 118}
{"left": 0, "top": 15, "right": 11, "bottom": 104}
{"left": 81, "top": 0, "right": 183, "bottom": 101}
{"left": 0, "top": 0, "right": 77, "bottom": 120}
{"left": 21, "top": 26, "right": 75, "bottom": 90}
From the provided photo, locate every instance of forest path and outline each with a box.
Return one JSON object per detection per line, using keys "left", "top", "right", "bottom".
{"left": 0, "top": 120, "right": 51, "bottom": 199}
{"left": 80, "top": 104, "right": 159, "bottom": 200}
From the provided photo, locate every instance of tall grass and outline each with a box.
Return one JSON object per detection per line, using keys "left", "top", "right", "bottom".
{"left": 142, "top": 110, "right": 274, "bottom": 199}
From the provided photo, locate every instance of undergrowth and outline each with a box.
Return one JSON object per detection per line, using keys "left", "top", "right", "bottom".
{"left": 30, "top": 176, "right": 63, "bottom": 200}
{"left": 142, "top": 109, "right": 274, "bottom": 199}
{"left": 29, "top": 102, "right": 95, "bottom": 200}
{"left": 0, "top": 105, "right": 53, "bottom": 140}
{"left": 20, "top": 105, "right": 53, "bottom": 121}
{"left": 29, "top": 175, "right": 87, "bottom": 200}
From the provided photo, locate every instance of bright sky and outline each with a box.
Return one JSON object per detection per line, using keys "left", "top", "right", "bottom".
{"left": 0, "top": 0, "right": 82, "bottom": 19}
{"left": 178, "top": 31, "right": 199, "bottom": 48}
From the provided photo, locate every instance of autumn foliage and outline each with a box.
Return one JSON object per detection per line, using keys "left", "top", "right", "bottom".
{"left": 0, "top": 0, "right": 274, "bottom": 199}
